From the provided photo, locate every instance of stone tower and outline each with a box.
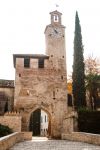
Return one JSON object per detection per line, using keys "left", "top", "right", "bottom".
{"left": 45, "top": 10, "right": 66, "bottom": 70}
{"left": 13, "top": 10, "right": 68, "bottom": 138}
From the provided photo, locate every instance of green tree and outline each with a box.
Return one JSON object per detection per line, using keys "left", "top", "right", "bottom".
{"left": 85, "top": 74, "right": 100, "bottom": 109}
{"left": 72, "top": 11, "right": 86, "bottom": 109}
{"left": 85, "top": 56, "right": 100, "bottom": 109}
{"left": 0, "top": 124, "right": 12, "bottom": 137}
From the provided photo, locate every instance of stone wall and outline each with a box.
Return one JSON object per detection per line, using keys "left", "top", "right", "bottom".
{"left": 62, "top": 111, "right": 78, "bottom": 133}
{"left": 62, "top": 132, "right": 100, "bottom": 145}
{"left": 0, "top": 132, "right": 32, "bottom": 150}
{"left": 0, "top": 132, "right": 21, "bottom": 150}
{"left": 0, "top": 86, "right": 14, "bottom": 115}
{"left": 0, "top": 115, "right": 21, "bottom": 132}
{"left": 20, "top": 132, "right": 32, "bottom": 141}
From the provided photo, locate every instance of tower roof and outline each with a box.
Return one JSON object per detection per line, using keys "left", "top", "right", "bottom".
{"left": 50, "top": 10, "right": 62, "bottom": 15}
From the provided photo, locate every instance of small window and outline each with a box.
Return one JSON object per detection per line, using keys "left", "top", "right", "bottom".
{"left": 53, "top": 91, "right": 55, "bottom": 99}
{"left": 24, "top": 58, "right": 30, "bottom": 68}
{"left": 61, "top": 76, "right": 63, "bottom": 80}
{"left": 19, "top": 73, "right": 21, "bottom": 77}
{"left": 38, "top": 58, "right": 44, "bottom": 68}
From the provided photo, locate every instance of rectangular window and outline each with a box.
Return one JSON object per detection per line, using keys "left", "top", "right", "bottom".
{"left": 24, "top": 58, "right": 30, "bottom": 68}
{"left": 38, "top": 58, "right": 44, "bottom": 68}
{"left": 53, "top": 91, "right": 55, "bottom": 99}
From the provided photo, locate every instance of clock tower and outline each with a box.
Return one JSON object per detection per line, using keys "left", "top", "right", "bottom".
{"left": 12, "top": 10, "right": 77, "bottom": 138}
{"left": 45, "top": 10, "right": 66, "bottom": 71}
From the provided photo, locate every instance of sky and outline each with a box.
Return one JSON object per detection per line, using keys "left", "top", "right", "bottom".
{"left": 0, "top": 0, "right": 100, "bottom": 80}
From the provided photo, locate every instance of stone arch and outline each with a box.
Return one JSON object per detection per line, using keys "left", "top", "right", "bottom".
{"left": 28, "top": 105, "right": 51, "bottom": 136}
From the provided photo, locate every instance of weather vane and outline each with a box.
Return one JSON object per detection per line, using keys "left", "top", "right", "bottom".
{"left": 54, "top": 3, "right": 59, "bottom": 10}
{"left": 55, "top": 4, "right": 59, "bottom": 8}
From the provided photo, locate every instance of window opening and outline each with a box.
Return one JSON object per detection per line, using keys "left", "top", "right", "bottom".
{"left": 24, "top": 58, "right": 30, "bottom": 68}
{"left": 19, "top": 73, "right": 21, "bottom": 77}
{"left": 53, "top": 91, "right": 55, "bottom": 99}
{"left": 61, "top": 76, "right": 63, "bottom": 80}
{"left": 38, "top": 58, "right": 44, "bottom": 68}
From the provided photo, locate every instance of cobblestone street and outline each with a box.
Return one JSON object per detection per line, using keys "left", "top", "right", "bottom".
{"left": 10, "top": 137, "right": 100, "bottom": 150}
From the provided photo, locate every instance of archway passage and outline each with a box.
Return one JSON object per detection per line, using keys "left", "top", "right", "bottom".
{"left": 29, "top": 109, "right": 50, "bottom": 136}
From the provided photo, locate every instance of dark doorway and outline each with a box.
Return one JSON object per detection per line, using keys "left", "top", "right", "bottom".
{"left": 29, "top": 109, "right": 49, "bottom": 136}
{"left": 29, "top": 109, "right": 41, "bottom": 136}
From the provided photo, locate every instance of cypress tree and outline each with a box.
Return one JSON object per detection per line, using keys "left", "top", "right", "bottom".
{"left": 72, "top": 11, "right": 86, "bottom": 109}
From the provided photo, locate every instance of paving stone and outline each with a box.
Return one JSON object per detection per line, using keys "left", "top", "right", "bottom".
{"left": 10, "top": 137, "right": 100, "bottom": 150}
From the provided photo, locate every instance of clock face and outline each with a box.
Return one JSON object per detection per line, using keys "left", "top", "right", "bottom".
{"left": 49, "top": 28, "right": 63, "bottom": 38}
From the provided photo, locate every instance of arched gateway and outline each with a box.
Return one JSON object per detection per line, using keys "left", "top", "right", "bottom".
{"left": 13, "top": 10, "right": 69, "bottom": 138}
{"left": 29, "top": 107, "right": 51, "bottom": 136}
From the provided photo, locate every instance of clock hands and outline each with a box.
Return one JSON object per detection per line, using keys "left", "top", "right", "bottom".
{"left": 49, "top": 28, "right": 63, "bottom": 38}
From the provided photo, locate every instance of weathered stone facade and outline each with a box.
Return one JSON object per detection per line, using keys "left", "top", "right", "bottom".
{"left": 0, "top": 80, "right": 14, "bottom": 115}
{"left": 13, "top": 10, "right": 68, "bottom": 138}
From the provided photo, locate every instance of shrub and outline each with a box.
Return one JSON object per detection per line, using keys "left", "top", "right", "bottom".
{"left": 78, "top": 110, "right": 100, "bottom": 134}
{"left": 0, "top": 124, "right": 13, "bottom": 137}
{"left": 77, "top": 107, "right": 92, "bottom": 112}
